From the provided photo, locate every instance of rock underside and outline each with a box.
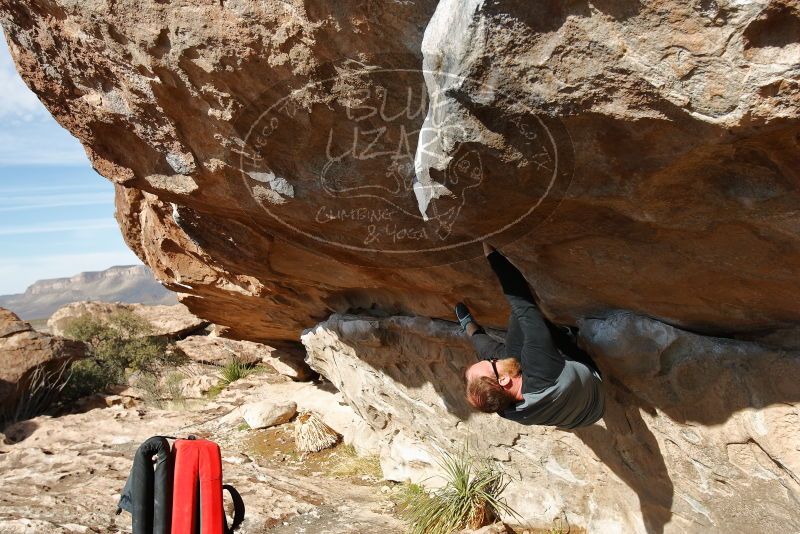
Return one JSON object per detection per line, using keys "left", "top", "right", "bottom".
{"left": 1, "top": 1, "right": 799, "bottom": 532}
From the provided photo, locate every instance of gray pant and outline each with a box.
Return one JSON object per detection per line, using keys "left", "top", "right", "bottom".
{"left": 470, "top": 251, "right": 567, "bottom": 393}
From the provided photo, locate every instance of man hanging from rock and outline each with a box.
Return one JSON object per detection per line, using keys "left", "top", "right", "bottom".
{"left": 457, "top": 243, "right": 604, "bottom": 428}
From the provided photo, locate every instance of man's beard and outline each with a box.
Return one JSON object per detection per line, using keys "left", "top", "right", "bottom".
{"left": 498, "top": 357, "right": 521, "bottom": 377}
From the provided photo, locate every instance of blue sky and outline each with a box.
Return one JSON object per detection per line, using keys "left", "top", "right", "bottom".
{"left": 0, "top": 30, "right": 141, "bottom": 295}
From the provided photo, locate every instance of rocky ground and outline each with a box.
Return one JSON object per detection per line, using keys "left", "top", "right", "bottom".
{"left": 0, "top": 368, "right": 405, "bottom": 534}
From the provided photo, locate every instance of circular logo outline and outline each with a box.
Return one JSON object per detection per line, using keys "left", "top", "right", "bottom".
{"left": 233, "top": 61, "right": 573, "bottom": 264}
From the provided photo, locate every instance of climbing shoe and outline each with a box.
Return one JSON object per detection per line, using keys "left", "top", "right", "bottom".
{"left": 455, "top": 302, "right": 475, "bottom": 332}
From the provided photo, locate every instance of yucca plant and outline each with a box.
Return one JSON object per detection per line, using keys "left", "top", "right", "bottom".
{"left": 1, "top": 361, "right": 71, "bottom": 429}
{"left": 219, "top": 357, "right": 253, "bottom": 386}
{"left": 399, "top": 447, "right": 520, "bottom": 534}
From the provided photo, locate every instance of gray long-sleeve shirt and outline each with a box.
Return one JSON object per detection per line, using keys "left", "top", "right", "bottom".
{"left": 502, "top": 359, "right": 605, "bottom": 429}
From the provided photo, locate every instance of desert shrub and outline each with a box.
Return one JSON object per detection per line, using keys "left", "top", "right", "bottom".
{"left": 61, "top": 359, "right": 122, "bottom": 402}
{"left": 135, "top": 372, "right": 162, "bottom": 406}
{"left": 398, "top": 447, "right": 519, "bottom": 534}
{"left": 164, "top": 371, "right": 186, "bottom": 403}
{"left": 328, "top": 444, "right": 382, "bottom": 479}
{"left": 60, "top": 311, "right": 173, "bottom": 402}
{"left": 135, "top": 370, "right": 186, "bottom": 409}
{"left": 548, "top": 513, "right": 570, "bottom": 534}
{"left": 205, "top": 382, "right": 225, "bottom": 399}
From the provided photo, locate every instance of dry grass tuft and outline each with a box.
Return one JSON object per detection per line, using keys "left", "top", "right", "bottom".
{"left": 328, "top": 444, "right": 383, "bottom": 479}
{"left": 294, "top": 411, "right": 340, "bottom": 452}
{"left": 219, "top": 358, "right": 254, "bottom": 386}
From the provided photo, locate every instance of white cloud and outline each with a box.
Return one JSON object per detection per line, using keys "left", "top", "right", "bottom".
{"left": 0, "top": 250, "right": 143, "bottom": 294}
{"left": 0, "top": 192, "right": 109, "bottom": 212}
{"left": 0, "top": 218, "right": 118, "bottom": 236}
{"left": 0, "top": 184, "right": 104, "bottom": 194}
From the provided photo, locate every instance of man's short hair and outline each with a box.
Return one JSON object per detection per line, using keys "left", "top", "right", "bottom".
{"left": 466, "top": 375, "right": 514, "bottom": 413}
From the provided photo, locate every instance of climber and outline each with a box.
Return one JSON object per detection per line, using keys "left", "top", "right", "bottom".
{"left": 457, "top": 243, "right": 604, "bottom": 429}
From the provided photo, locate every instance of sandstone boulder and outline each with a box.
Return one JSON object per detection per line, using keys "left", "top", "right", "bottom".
{"left": 175, "top": 335, "right": 313, "bottom": 380}
{"left": 178, "top": 373, "right": 219, "bottom": 399}
{"left": 241, "top": 400, "right": 297, "bottom": 429}
{"left": 302, "top": 313, "right": 800, "bottom": 533}
{"left": 0, "top": 308, "right": 86, "bottom": 419}
{"left": 175, "top": 335, "right": 267, "bottom": 366}
{"left": 73, "top": 392, "right": 138, "bottom": 411}
{"left": 47, "top": 301, "right": 207, "bottom": 338}
{"left": 0, "top": 307, "right": 29, "bottom": 338}
{"left": 259, "top": 342, "right": 315, "bottom": 382}
{"left": 1, "top": 2, "right": 798, "bottom": 342}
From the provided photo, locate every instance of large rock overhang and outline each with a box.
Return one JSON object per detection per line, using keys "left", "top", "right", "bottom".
{"left": 1, "top": 1, "right": 798, "bottom": 342}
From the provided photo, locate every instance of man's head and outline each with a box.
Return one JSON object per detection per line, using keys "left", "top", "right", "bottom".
{"left": 464, "top": 358, "right": 522, "bottom": 413}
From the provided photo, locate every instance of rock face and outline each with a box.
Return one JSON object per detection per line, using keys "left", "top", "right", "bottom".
{"left": 302, "top": 313, "right": 800, "bottom": 533}
{"left": 1, "top": 1, "right": 798, "bottom": 342}
{"left": 0, "top": 265, "right": 177, "bottom": 321}
{"left": 48, "top": 301, "right": 208, "bottom": 338}
{"left": 0, "top": 308, "right": 86, "bottom": 419}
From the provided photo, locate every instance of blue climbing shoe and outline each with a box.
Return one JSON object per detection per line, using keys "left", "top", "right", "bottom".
{"left": 455, "top": 302, "right": 474, "bottom": 332}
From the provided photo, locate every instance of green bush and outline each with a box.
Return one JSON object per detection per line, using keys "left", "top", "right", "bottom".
{"left": 60, "top": 311, "right": 174, "bottom": 402}
{"left": 61, "top": 359, "right": 121, "bottom": 402}
{"left": 398, "top": 447, "right": 519, "bottom": 534}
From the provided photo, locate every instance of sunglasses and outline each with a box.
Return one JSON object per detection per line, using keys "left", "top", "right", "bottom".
{"left": 489, "top": 358, "right": 501, "bottom": 382}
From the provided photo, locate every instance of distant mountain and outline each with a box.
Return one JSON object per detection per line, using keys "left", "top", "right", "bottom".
{"left": 0, "top": 265, "right": 178, "bottom": 320}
